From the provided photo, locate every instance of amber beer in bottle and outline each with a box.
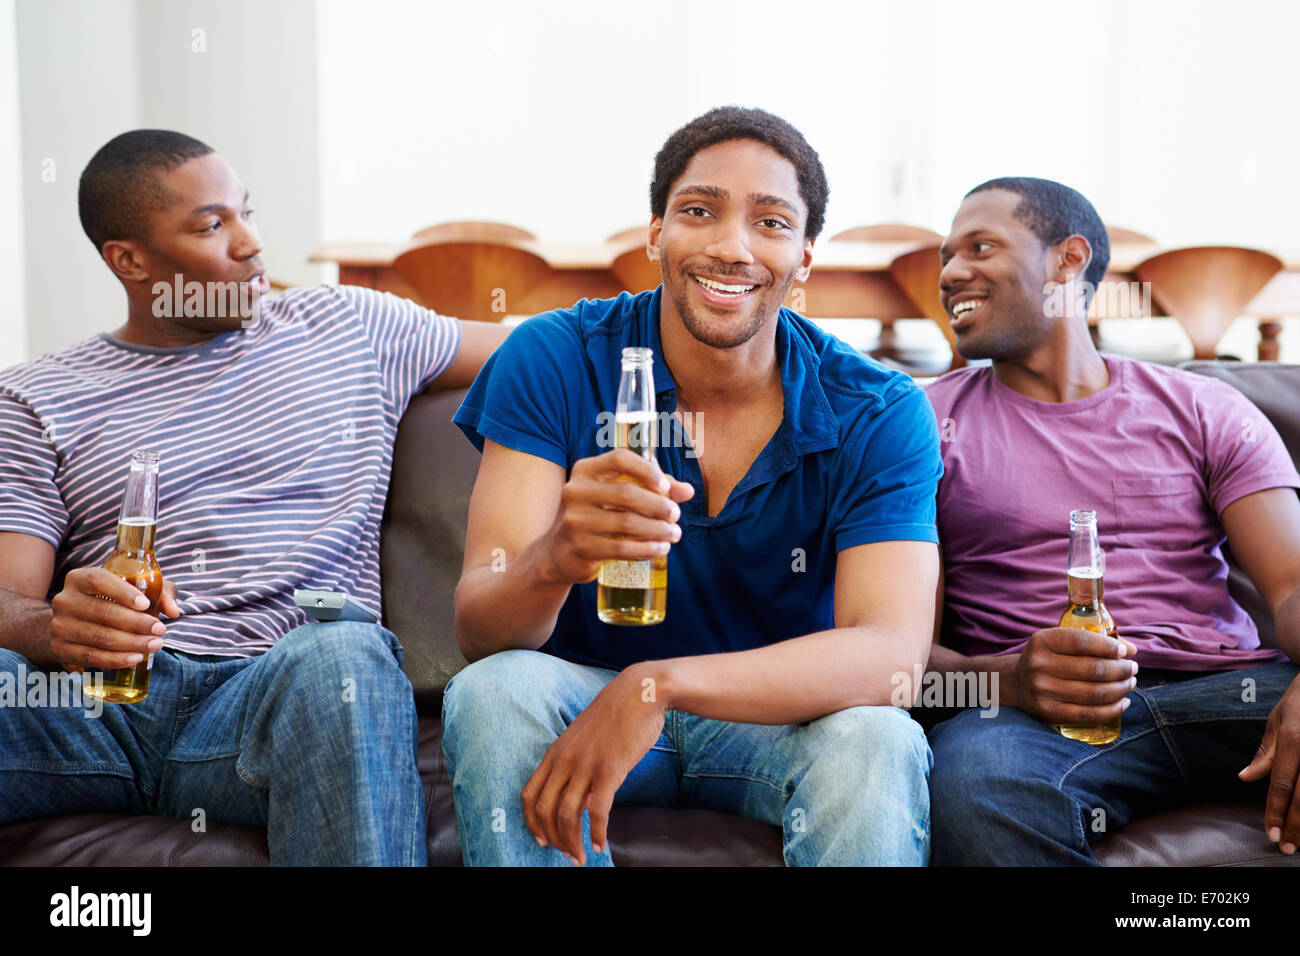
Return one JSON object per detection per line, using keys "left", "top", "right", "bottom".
{"left": 597, "top": 347, "right": 667, "bottom": 625}
{"left": 1055, "top": 508, "right": 1121, "bottom": 745}
{"left": 89, "top": 449, "right": 163, "bottom": 704}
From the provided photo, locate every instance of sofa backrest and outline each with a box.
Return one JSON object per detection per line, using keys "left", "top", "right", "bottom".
{"left": 1180, "top": 361, "right": 1300, "bottom": 650}
{"left": 380, "top": 387, "right": 477, "bottom": 706}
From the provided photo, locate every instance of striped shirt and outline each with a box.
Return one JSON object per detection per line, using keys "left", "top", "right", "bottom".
{"left": 0, "top": 285, "right": 460, "bottom": 657}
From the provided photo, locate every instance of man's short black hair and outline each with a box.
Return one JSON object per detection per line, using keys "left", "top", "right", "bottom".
{"left": 966, "top": 176, "right": 1110, "bottom": 291}
{"left": 650, "top": 106, "right": 828, "bottom": 241}
{"left": 78, "top": 129, "right": 214, "bottom": 253}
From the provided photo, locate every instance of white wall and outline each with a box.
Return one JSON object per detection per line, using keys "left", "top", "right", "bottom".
{"left": 13, "top": 0, "right": 320, "bottom": 363}
{"left": 0, "top": 0, "right": 26, "bottom": 369}
{"left": 317, "top": 0, "right": 1300, "bottom": 249}
{"left": 134, "top": 0, "right": 323, "bottom": 287}
{"left": 16, "top": 0, "right": 138, "bottom": 362}
{"left": 10, "top": 0, "right": 1300, "bottom": 364}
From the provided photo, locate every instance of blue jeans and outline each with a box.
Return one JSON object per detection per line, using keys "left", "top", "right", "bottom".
{"left": 928, "top": 659, "right": 1300, "bottom": 865}
{"left": 441, "top": 648, "right": 932, "bottom": 866}
{"left": 0, "top": 622, "right": 426, "bottom": 865}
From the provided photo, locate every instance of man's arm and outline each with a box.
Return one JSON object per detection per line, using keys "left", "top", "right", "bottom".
{"left": 1221, "top": 487, "right": 1300, "bottom": 660}
{"left": 0, "top": 530, "right": 176, "bottom": 673}
{"left": 924, "top": 543, "right": 1137, "bottom": 724}
{"left": 0, "top": 532, "right": 57, "bottom": 666}
{"left": 453, "top": 438, "right": 694, "bottom": 662}
{"left": 521, "top": 538, "right": 939, "bottom": 864}
{"left": 1222, "top": 487, "right": 1300, "bottom": 854}
{"left": 643, "top": 540, "right": 938, "bottom": 723}
{"left": 428, "top": 320, "right": 512, "bottom": 391}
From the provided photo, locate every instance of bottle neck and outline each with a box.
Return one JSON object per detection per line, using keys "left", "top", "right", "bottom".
{"left": 114, "top": 519, "right": 157, "bottom": 556}
{"left": 119, "top": 459, "right": 159, "bottom": 527}
{"left": 1067, "top": 569, "right": 1104, "bottom": 607}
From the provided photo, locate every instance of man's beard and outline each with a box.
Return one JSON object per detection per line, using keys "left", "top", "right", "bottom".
{"left": 955, "top": 316, "right": 1041, "bottom": 363}
{"left": 667, "top": 263, "right": 790, "bottom": 350}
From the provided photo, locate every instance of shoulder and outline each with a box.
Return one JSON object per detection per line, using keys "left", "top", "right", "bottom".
{"left": 922, "top": 363, "right": 992, "bottom": 417}
{"left": 499, "top": 290, "right": 654, "bottom": 362}
{"left": 265, "top": 284, "right": 357, "bottom": 328}
{"left": 0, "top": 336, "right": 117, "bottom": 408}
{"left": 1107, "top": 354, "right": 1250, "bottom": 422}
{"left": 788, "top": 311, "right": 917, "bottom": 412}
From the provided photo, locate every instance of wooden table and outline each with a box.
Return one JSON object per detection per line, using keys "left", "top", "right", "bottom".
{"left": 311, "top": 239, "right": 1300, "bottom": 359}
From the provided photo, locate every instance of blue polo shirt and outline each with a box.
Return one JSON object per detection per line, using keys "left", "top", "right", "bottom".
{"left": 453, "top": 289, "right": 941, "bottom": 671}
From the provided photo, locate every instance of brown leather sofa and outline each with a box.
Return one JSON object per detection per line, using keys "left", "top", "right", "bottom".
{"left": 2, "top": 360, "right": 1298, "bottom": 866}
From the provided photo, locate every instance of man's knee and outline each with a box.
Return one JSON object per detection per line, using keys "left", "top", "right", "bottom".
{"left": 804, "top": 705, "right": 931, "bottom": 779}
{"left": 442, "top": 650, "right": 605, "bottom": 773}
{"left": 268, "top": 621, "right": 406, "bottom": 685}
{"left": 443, "top": 649, "right": 581, "bottom": 724}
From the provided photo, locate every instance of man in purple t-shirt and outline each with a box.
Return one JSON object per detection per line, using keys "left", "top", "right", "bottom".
{"left": 923, "top": 176, "right": 1300, "bottom": 865}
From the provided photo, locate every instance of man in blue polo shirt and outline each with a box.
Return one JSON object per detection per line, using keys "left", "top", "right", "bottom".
{"left": 443, "top": 107, "right": 942, "bottom": 866}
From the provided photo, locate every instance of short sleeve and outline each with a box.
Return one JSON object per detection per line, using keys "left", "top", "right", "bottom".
{"left": 1197, "top": 380, "right": 1300, "bottom": 514}
{"left": 0, "top": 392, "right": 69, "bottom": 547}
{"left": 452, "top": 313, "right": 578, "bottom": 468}
{"left": 831, "top": 382, "right": 943, "bottom": 552}
{"left": 338, "top": 285, "right": 461, "bottom": 409}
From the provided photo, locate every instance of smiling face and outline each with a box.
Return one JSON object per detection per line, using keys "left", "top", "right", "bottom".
{"left": 117, "top": 152, "right": 268, "bottom": 331}
{"left": 939, "top": 189, "right": 1058, "bottom": 361}
{"left": 649, "top": 138, "right": 813, "bottom": 350}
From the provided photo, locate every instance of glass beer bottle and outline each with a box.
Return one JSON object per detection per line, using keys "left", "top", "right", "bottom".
{"left": 89, "top": 449, "right": 163, "bottom": 704}
{"left": 597, "top": 347, "right": 667, "bottom": 625}
{"left": 1055, "top": 508, "right": 1121, "bottom": 745}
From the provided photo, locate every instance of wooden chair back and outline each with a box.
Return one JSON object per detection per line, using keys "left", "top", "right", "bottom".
{"left": 393, "top": 238, "right": 551, "bottom": 323}
{"left": 888, "top": 242, "right": 965, "bottom": 372}
{"left": 410, "top": 221, "right": 537, "bottom": 244}
{"left": 1134, "top": 247, "right": 1283, "bottom": 359}
{"left": 831, "top": 223, "right": 942, "bottom": 243}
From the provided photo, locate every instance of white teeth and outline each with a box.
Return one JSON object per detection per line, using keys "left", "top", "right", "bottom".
{"left": 952, "top": 299, "right": 985, "bottom": 317}
{"left": 694, "top": 276, "right": 755, "bottom": 295}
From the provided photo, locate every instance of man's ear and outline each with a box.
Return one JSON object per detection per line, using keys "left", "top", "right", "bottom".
{"left": 101, "top": 239, "right": 152, "bottom": 284}
{"left": 646, "top": 216, "right": 663, "bottom": 263}
{"left": 1055, "top": 235, "right": 1092, "bottom": 284}
{"left": 794, "top": 237, "right": 815, "bottom": 283}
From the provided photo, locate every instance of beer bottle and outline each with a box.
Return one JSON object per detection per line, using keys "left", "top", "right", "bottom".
{"left": 597, "top": 347, "right": 667, "bottom": 626}
{"left": 1055, "top": 508, "right": 1121, "bottom": 745}
{"left": 89, "top": 449, "right": 163, "bottom": 704}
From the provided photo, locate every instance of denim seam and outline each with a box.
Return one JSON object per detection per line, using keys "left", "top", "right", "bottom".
{"left": 235, "top": 755, "right": 268, "bottom": 791}
{"left": 1054, "top": 724, "right": 1170, "bottom": 790}
{"left": 0, "top": 760, "right": 134, "bottom": 778}
{"left": 1133, "top": 688, "right": 1191, "bottom": 786}
{"left": 167, "top": 747, "right": 242, "bottom": 762}
{"left": 679, "top": 769, "right": 788, "bottom": 799}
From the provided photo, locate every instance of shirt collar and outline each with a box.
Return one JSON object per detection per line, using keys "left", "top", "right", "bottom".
{"left": 621, "top": 287, "right": 839, "bottom": 455}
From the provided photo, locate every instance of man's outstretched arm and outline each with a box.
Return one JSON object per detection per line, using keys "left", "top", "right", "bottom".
{"left": 428, "top": 320, "right": 513, "bottom": 391}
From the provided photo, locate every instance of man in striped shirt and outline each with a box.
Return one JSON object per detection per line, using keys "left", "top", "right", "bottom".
{"left": 0, "top": 130, "right": 505, "bottom": 864}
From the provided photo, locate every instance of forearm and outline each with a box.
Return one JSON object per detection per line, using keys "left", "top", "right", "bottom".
{"left": 925, "top": 644, "right": 1023, "bottom": 710}
{"left": 1274, "top": 587, "right": 1300, "bottom": 664}
{"left": 646, "top": 626, "right": 929, "bottom": 726}
{"left": 0, "top": 589, "right": 56, "bottom": 669}
{"left": 452, "top": 536, "right": 574, "bottom": 662}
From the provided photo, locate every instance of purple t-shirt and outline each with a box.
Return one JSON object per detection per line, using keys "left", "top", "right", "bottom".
{"left": 925, "top": 354, "right": 1300, "bottom": 671}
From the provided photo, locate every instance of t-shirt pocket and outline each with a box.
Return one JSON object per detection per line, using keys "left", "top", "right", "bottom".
{"left": 1111, "top": 474, "right": 1207, "bottom": 550}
